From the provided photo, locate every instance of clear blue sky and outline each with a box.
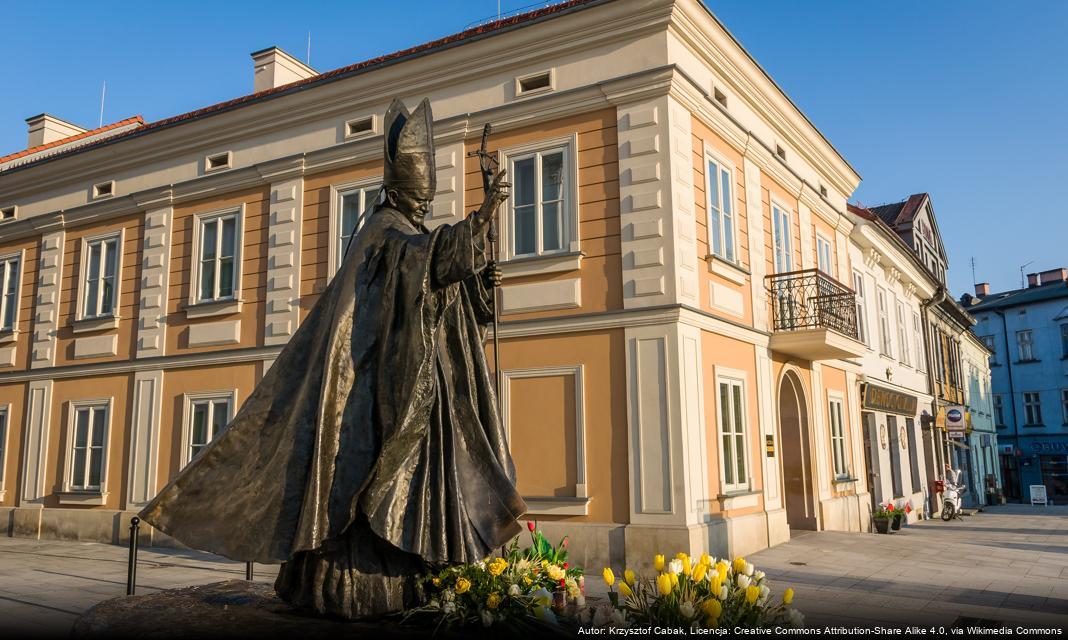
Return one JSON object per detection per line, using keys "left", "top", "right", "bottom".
{"left": 2, "top": 1, "right": 1065, "bottom": 297}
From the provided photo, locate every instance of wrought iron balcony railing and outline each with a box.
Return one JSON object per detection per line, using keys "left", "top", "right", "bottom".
{"left": 765, "top": 269, "right": 859, "bottom": 340}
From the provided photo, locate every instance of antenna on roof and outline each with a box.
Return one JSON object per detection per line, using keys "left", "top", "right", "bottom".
{"left": 307, "top": 31, "right": 312, "bottom": 65}
{"left": 98, "top": 80, "right": 107, "bottom": 128}
{"left": 1019, "top": 260, "right": 1034, "bottom": 289}
{"left": 498, "top": 0, "right": 502, "bottom": 20}
{"left": 970, "top": 256, "right": 976, "bottom": 285}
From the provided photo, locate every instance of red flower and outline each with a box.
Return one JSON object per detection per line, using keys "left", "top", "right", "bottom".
{"left": 562, "top": 537, "right": 569, "bottom": 548}
{"left": 560, "top": 578, "right": 566, "bottom": 588}
{"left": 527, "top": 521, "right": 536, "bottom": 532}
{"left": 563, "top": 562, "right": 569, "bottom": 569}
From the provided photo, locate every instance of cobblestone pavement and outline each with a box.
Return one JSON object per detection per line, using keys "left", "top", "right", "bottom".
{"left": 0, "top": 504, "right": 1065, "bottom": 636}
{"left": 749, "top": 503, "right": 1068, "bottom": 629}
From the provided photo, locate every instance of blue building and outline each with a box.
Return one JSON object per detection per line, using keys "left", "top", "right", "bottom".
{"left": 963, "top": 268, "right": 1068, "bottom": 503}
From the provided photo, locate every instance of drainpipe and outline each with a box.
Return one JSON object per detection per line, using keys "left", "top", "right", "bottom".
{"left": 920, "top": 286, "right": 946, "bottom": 515}
{"left": 995, "top": 309, "right": 1021, "bottom": 499}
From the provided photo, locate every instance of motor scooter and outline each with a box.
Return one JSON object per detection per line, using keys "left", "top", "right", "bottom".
{"left": 941, "top": 481, "right": 966, "bottom": 521}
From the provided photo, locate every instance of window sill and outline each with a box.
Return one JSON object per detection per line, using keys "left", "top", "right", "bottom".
{"left": 57, "top": 490, "right": 108, "bottom": 506}
{"left": 500, "top": 251, "right": 584, "bottom": 279}
{"left": 833, "top": 476, "right": 859, "bottom": 486}
{"left": 0, "top": 330, "right": 18, "bottom": 345}
{"left": 184, "top": 298, "right": 243, "bottom": 320}
{"left": 521, "top": 495, "right": 590, "bottom": 516}
{"left": 704, "top": 254, "right": 749, "bottom": 285}
{"left": 716, "top": 489, "right": 759, "bottom": 510}
{"left": 71, "top": 315, "right": 120, "bottom": 334}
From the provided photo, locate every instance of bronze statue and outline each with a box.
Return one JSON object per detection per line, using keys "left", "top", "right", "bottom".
{"left": 140, "top": 98, "right": 526, "bottom": 619}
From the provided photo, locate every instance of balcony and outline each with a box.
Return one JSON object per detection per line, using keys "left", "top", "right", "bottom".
{"left": 765, "top": 269, "right": 866, "bottom": 361}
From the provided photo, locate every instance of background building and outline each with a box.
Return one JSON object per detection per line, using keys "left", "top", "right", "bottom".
{"left": 959, "top": 329, "right": 999, "bottom": 507}
{"left": 965, "top": 268, "right": 1068, "bottom": 504}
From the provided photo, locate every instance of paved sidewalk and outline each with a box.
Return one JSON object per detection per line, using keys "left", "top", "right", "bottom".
{"left": 750, "top": 503, "right": 1068, "bottom": 629}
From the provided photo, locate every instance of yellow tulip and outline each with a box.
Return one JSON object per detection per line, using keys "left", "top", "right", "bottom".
{"left": 619, "top": 581, "right": 633, "bottom": 598}
{"left": 670, "top": 572, "right": 679, "bottom": 588}
{"left": 716, "top": 561, "right": 729, "bottom": 581}
{"left": 733, "top": 557, "right": 747, "bottom": 574}
{"left": 657, "top": 573, "right": 673, "bottom": 596}
{"left": 682, "top": 556, "right": 692, "bottom": 576}
{"left": 746, "top": 585, "right": 760, "bottom": 604}
{"left": 699, "top": 553, "right": 712, "bottom": 567}
{"left": 654, "top": 554, "right": 665, "bottom": 572}
{"left": 624, "top": 569, "right": 636, "bottom": 586}
{"left": 455, "top": 577, "right": 471, "bottom": 594}
{"left": 783, "top": 587, "right": 795, "bottom": 605}
{"left": 701, "top": 598, "right": 722, "bottom": 618}
{"left": 676, "top": 551, "right": 689, "bottom": 561}
{"left": 692, "top": 563, "right": 707, "bottom": 582}
{"left": 602, "top": 567, "right": 615, "bottom": 587}
{"left": 710, "top": 575, "right": 722, "bottom": 596}
{"left": 704, "top": 615, "right": 719, "bottom": 628}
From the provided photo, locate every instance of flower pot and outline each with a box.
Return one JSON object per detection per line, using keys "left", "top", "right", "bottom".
{"left": 873, "top": 517, "right": 891, "bottom": 534}
{"left": 891, "top": 514, "right": 903, "bottom": 530}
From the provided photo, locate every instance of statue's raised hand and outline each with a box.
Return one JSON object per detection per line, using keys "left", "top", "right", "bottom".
{"left": 472, "top": 168, "right": 509, "bottom": 234}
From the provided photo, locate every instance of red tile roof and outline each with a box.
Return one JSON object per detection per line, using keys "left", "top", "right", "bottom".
{"left": 0, "top": 115, "right": 144, "bottom": 165}
{"left": 0, "top": 0, "right": 600, "bottom": 174}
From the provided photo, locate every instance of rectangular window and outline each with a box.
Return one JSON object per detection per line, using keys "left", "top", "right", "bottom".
{"left": 1024, "top": 392, "right": 1043, "bottom": 425}
{"left": 188, "top": 396, "right": 232, "bottom": 464}
{"left": 0, "top": 255, "right": 19, "bottom": 331}
{"left": 1061, "top": 325, "right": 1068, "bottom": 358}
{"left": 913, "top": 312, "right": 925, "bottom": 372}
{"left": 705, "top": 155, "right": 735, "bottom": 262}
{"left": 896, "top": 300, "right": 910, "bottom": 366}
{"left": 981, "top": 335, "right": 997, "bottom": 365}
{"left": 828, "top": 397, "right": 848, "bottom": 478}
{"left": 335, "top": 184, "right": 380, "bottom": 273}
{"left": 69, "top": 403, "right": 108, "bottom": 491}
{"left": 82, "top": 236, "right": 119, "bottom": 318}
{"left": 1017, "top": 330, "right": 1034, "bottom": 362}
{"left": 718, "top": 377, "right": 748, "bottom": 492}
{"left": 1062, "top": 389, "right": 1068, "bottom": 425}
{"left": 196, "top": 212, "right": 239, "bottom": 303}
{"left": 993, "top": 394, "right": 1005, "bottom": 427}
{"left": 876, "top": 287, "right": 892, "bottom": 357}
{"left": 816, "top": 234, "right": 833, "bottom": 275}
{"left": 509, "top": 146, "right": 568, "bottom": 258}
{"left": 853, "top": 271, "right": 868, "bottom": 346}
{"left": 772, "top": 204, "right": 793, "bottom": 273}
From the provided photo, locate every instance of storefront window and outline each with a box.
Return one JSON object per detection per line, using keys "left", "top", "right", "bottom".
{"left": 1040, "top": 455, "right": 1068, "bottom": 500}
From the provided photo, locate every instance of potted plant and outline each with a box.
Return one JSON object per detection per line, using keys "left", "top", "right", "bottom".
{"left": 888, "top": 503, "right": 904, "bottom": 531}
{"left": 872, "top": 504, "right": 893, "bottom": 534}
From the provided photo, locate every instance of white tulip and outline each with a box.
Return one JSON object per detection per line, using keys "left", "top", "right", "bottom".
{"left": 719, "top": 585, "right": 728, "bottom": 599}
{"left": 668, "top": 559, "right": 683, "bottom": 575}
{"left": 736, "top": 573, "right": 751, "bottom": 589}
{"left": 754, "top": 570, "right": 765, "bottom": 582}
{"left": 744, "top": 562, "right": 754, "bottom": 576}
{"left": 679, "top": 601, "right": 695, "bottom": 619}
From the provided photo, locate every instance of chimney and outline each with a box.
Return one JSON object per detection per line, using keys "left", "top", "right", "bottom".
{"left": 251, "top": 47, "right": 317, "bottom": 93}
{"left": 1027, "top": 272, "right": 1040, "bottom": 288}
{"left": 1038, "top": 268, "right": 1067, "bottom": 285}
{"left": 974, "top": 283, "right": 990, "bottom": 298}
{"left": 25, "top": 114, "right": 86, "bottom": 148}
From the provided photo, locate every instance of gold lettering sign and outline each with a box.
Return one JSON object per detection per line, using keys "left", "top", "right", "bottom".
{"left": 862, "top": 383, "right": 918, "bottom": 416}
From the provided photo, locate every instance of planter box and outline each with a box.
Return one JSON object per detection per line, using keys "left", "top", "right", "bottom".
{"left": 873, "top": 518, "right": 891, "bottom": 534}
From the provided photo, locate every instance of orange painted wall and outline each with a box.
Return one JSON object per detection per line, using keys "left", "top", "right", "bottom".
{"left": 0, "top": 382, "right": 28, "bottom": 506}
{"left": 0, "top": 236, "right": 40, "bottom": 372}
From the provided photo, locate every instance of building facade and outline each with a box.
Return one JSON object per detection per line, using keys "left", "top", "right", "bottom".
{"left": 959, "top": 329, "right": 999, "bottom": 507}
{"left": 965, "top": 268, "right": 1068, "bottom": 504}
{"left": 0, "top": 0, "right": 877, "bottom": 570}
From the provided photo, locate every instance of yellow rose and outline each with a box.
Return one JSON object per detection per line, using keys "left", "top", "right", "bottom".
{"left": 745, "top": 585, "right": 760, "bottom": 604}
{"left": 624, "top": 569, "right": 636, "bottom": 586}
{"left": 541, "top": 560, "right": 549, "bottom": 568}
{"left": 455, "top": 577, "right": 471, "bottom": 594}
{"left": 432, "top": 577, "right": 442, "bottom": 587}
{"left": 602, "top": 568, "right": 615, "bottom": 587}
{"left": 733, "top": 557, "right": 747, "bottom": 574}
{"left": 656, "top": 573, "right": 673, "bottom": 596}
{"left": 692, "top": 563, "right": 707, "bottom": 583}
{"left": 619, "top": 581, "right": 633, "bottom": 598}
{"left": 654, "top": 554, "right": 665, "bottom": 572}
{"left": 523, "top": 576, "right": 533, "bottom": 586}
{"left": 547, "top": 564, "right": 565, "bottom": 581}
{"left": 783, "top": 587, "right": 795, "bottom": 605}
{"left": 701, "top": 598, "right": 722, "bottom": 618}
{"left": 487, "top": 593, "right": 501, "bottom": 609}
{"left": 488, "top": 557, "right": 508, "bottom": 576}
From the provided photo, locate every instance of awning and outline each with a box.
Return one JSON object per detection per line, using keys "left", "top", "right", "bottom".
{"left": 948, "top": 439, "right": 971, "bottom": 450}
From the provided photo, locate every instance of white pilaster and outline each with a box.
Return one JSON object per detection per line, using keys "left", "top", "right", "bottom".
{"left": 30, "top": 231, "right": 64, "bottom": 368}
{"left": 810, "top": 362, "right": 831, "bottom": 497}
{"left": 126, "top": 369, "right": 164, "bottom": 508}
{"left": 263, "top": 176, "right": 304, "bottom": 346}
{"left": 756, "top": 350, "right": 780, "bottom": 505}
{"left": 427, "top": 138, "right": 466, "bottom": 228}
{"left": 743, "top": 157, "right": 767, "bottom": 331}
{"left": 19, "top": 379, "right": 53, "bottom": 505}
{"left": 137, "top": 206, "right": 173, "bottom": 357}
{"left": 797, "top": 201, "right": 814, "bottom": 271}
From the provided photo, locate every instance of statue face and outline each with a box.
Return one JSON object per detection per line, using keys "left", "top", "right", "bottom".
{"left": 387, "top": 187, "right": 434, "bottom": 225}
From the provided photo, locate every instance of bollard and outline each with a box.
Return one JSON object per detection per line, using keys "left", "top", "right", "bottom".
{"left": 245, "top": 561, "right": 254, "bottom": 581}
{"left": 126, "top": 516, "right": 140, "bottom": 596}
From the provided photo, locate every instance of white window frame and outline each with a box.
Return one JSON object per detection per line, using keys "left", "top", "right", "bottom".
{"left": 827, "top": 393, "right": 848, "bottom": 479}
{"left": 190, "top": 206, "right": 244, "bottom": 305}
{"left": 1024, "top": 391, "right": 1042, "bottom": 425}
{"left": 771, "top": 201, "right": 793, "bottom": 274}
{"left": 716, "top": 369, "right": 750, "bottom": 493}
{"left": 876, "top": 287, "right": 892, "bottom": 357}
{"left": 896, "top": 299, "right": 910, "bottom": 367}
{"left": 76, "top": 230, "right": 124, "bottom": 320}
{"left": 0, "top": 251, "right": 22, "bottom": 333}
{"left": 913, "top": 312, "right": 925, "bottom": 371}
{"left": 981, "top": 334, "right": 997, "bottom": 365}
{"left": 704, "top": 146, "right": 738, "bottom": 264}
{"left": 328, "top": 177, "right": 381, "bottom": 277}
{"left": 852, "top": 270, "right": 869, "bottom": 347}
{"left": 0, "top": 403, "right": 9, "bottom": 499}
{"left": 816, "top": 233, "right": 834, "bottom": 276}
{"left": 180, "top": 389, "right": 238, "bottom": 469}
{"left": 499, "top": 135, "right": 580, "bottom": 261}
{"left": 63, "top": 398, "right": 112, "bottom": 493}
{"left": 1016, "top": 330, "right": 1034, "bottom": 362}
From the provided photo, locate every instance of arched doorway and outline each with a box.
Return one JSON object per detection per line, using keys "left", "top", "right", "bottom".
{"left": 779, "top": 371, "right": 817, "bottom": 530}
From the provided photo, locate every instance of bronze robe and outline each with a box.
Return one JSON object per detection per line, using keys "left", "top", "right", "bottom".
{"left": 140, "top": 205, "right": 526, "bottom": 618}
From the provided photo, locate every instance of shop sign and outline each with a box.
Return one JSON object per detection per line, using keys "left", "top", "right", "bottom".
{"left": 862, "top": 383, "right": 918, "bottom": 416}
{"left": 945, "top": 405, "right": 967, "bottom": 436}
{"left": 1030, "top": 485, "right": 1049, "bottom": 506}
{"left": 1028, "top": 440, "right": 1068, "bottom": 454}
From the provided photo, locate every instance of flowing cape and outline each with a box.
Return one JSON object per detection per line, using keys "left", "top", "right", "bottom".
{"left": 140, "top": 207, "right": 526, "bottom": 564}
